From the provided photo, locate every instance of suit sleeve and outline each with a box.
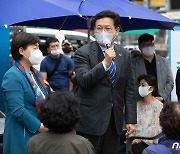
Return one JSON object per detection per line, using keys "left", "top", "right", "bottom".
{"left": 125, "top": 54, "right": 137, "bottom": 124}
{"left": 74, "top": 48, "right": 107, "bottom": 90}
{"left": 159, "top": 59, "right": 174, "bottom": 101}
{"left": 176, "top": 69, "right": 180, "bottom": 101}
{"left": 2, "top": 71, "right": 41, "bottom": 133}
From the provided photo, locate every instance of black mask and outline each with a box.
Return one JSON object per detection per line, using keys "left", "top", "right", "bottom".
{"left": 63, "top": 47, "right": 72, "bottom": 53}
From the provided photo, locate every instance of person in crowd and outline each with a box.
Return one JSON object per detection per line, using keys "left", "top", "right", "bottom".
{"left": 175, "top": 68, "right": 180, "bottom": 101}
{"left": 40, "top": 37, "right": 74, "bottom": 91}
{"left": 62, "top": 39, "right": 74, "bottom": 62}
{"left": 131, "top": 74, "right": 163, "bottom": 154}
{"left": 132, "top": 33, "right": 174, "bottom": 103}
{"left": 143, "top": 101, "right": 180, "bottom": 154}
{"left": 1, "top": 32, "right": 48, "bottom": 154}
{"left": 74, "top": 10, "right": 137, "bottom": 154}
{"left": 62, "top": 39, "right": 76, "bottom": 91}
{"left": 28, "top": 91, "right": 95, "bottom": 154}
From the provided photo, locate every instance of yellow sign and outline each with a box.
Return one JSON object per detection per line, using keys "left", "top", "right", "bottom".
{"left": 150, "top": 0, "right": 166, "bottom": 7}
{"left": 132, "top": 0, "right": 166, "bottom": 7}
{"left": 132, "top": 0, "right": 144, "bottom": 5}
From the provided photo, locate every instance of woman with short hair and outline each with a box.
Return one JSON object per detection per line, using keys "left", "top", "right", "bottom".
{"left": 2, "top": 32, "right": 48, "bottom": 154}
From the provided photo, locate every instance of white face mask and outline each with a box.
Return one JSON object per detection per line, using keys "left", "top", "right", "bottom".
{"left": 29, "top": 49, "right": 43, "bottom": 65}
{"left": 142, "top": 46, "right": 155, "bottom": 56}
{"left": 138, "top": 86, "right": 152, "bottom": 97}
{"left": 51, "top": 49, "right": 61, "bottom": 56}
{"left": 94, "top": 31, "right": 115, "bottom": 47}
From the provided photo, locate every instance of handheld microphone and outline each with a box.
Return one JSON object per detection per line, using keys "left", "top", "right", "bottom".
{"left": 106, "top": 43, "right": 111, "bottom": 49}
{"left": 104, "top": 39, "right": 115, "bottom": 60}
{"left": 104, "top": 39, "right": 111, "bottom": 49}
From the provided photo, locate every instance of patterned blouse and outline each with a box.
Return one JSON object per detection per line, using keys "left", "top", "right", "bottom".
{"left": 135, "top": 99, "right": 163, "bottom": 145}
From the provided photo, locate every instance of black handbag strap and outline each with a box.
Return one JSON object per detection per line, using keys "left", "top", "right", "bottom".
{"left": 47, "top": 54, "right": 62, "bottom": 80}
{"left": 126, "top": 132, "right": 163, "bottom": 154}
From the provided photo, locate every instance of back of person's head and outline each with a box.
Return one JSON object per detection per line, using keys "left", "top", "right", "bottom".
{"left": 38, "top": 91, "right": 80, "bottom": 133}
{"left": 94, "top": 10, "right": 120, "bottom": 28}
{"left": 138, "top": 74, "right": 159, "bottom": 97}
{"left": 160, "top": 102, "right": 180, "bottom": 139}
{"left": 46, "top": 37, "right": 59, "bottom": 48}
{"left": 138, "top": 33, "right": 154, "bottom": 46}
{"left": 11, "top": 32, "right": 40, "bottom": 61}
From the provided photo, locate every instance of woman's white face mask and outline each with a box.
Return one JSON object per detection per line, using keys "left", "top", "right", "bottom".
{"left": 29, "top": 49, "right": 43, "bottom": 65}
{"left": 138, "top": 86, "right": 152, "bottom": 97}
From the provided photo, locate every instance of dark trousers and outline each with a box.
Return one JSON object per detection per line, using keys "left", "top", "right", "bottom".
{"left": 77, "top": 110, "right": 120, "bottom": 154}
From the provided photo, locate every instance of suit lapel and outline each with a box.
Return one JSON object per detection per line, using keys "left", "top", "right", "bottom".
{"left": 91, "top": 42, "right": 104, "bottom": 63}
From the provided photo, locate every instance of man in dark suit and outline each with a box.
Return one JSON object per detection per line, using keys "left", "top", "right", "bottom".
{"left": 74, "top": 10, "right": 137, "bottom": 154}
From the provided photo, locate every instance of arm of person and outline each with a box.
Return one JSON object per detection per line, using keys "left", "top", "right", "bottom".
{"left": 2, "top": 71, "right": 41, "bottom": 133}
{"left": 176, "top": 69, "right": 180, "bottom": 101}
{"left": 68, "top": 70, "right": 74, "bottom": 92}
{"left": 40, "top": 58, "right": 53, "bottom": 91}
{"left": 125, "top": 54, "right": 137, "bottom": 125}
{"left": 40, "top": 58, "right": 48, "bottom": 81}
{"left": 159, "top": 59, "right": 174, "bottom": 101}
{"left": 67, "top": 56, "right": 75, "bottom": 91}
{"left": 74, "top": 47, "right": 108, "bottom": 89}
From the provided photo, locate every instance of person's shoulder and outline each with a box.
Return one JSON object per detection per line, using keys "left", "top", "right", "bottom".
{"left": 76, "top": 134, "right": 95, "bottom": 148}
{"left": 75, "top": 41, "right": 97, "bottom": 55}
{"left": 62, "top": 54, "right": 73, "bottom": 63}
{"left": 155, "top": 54, "right": 168, "bottom": 62}
{"left": 28, "top": 133, "right": 44, "bottom": 145}
{"left": 76, "top": 42, "right": 92, "bottom": 52}
{"left": 177, "top": 68, "right": 180, "bottom": 74}
{"left": 137, "top": 100, "right": 143, "bottom": 104}
{"left": 154, "top": 100, "right": 163, "bottom": 109}
{"left": 62, "top": 54, "right": 70, "bottom": 59}
{"left": 132, "top": 54, "right": 143, "bottom": 63}
{"left": 41, "top": 55, "right": 50, "bottom": 62}
{"left": 3, "top": 66, "right": 21, "bottom": 78}
{"left": 145, "top": 144, "right": 166, "bottom": 154}
{"left": 115, "top": 44, "right": 129, "bottom": 53}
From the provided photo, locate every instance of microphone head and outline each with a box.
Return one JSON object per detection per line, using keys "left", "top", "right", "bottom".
{"left": 103, "top": 39, "right": 111, "bottom": 49}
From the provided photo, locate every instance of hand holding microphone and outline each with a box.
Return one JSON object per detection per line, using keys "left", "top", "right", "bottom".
{"left": 103, "top": 40, "right": 116, "bottom": 67}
